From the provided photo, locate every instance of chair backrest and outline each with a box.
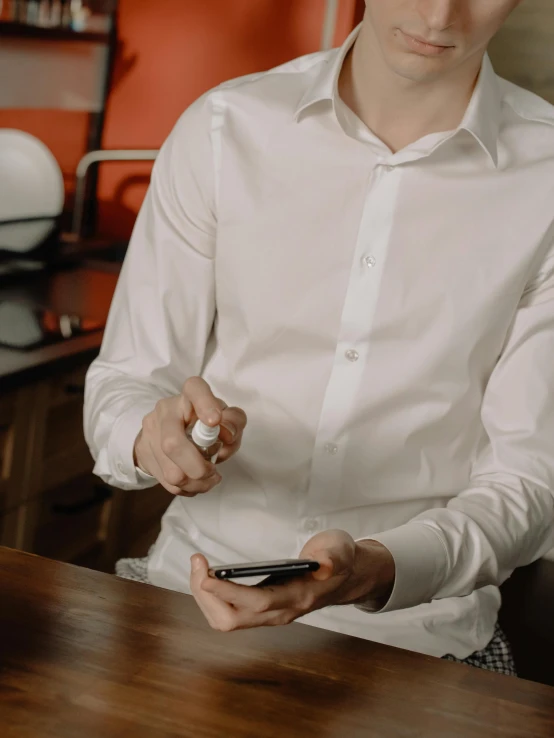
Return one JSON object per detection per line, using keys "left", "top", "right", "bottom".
{"left": 500, "top": 559, "right": 554, "bottom": 686}
{"left": 490, "top": 5, "right": 554, "bottom": 685}
{"left": 488, "top": 0, "right": 554, "bottom": 104}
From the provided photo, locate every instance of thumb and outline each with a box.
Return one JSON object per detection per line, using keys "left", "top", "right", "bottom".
{"left": 309, "top": 552, "right": 335, "bottom": 581}
{"left": 300, "top": 530, "right": 356, "bottom": 581}
{"left": 182, "top": 377, "right": 222, "bottom": 427}
{"left": 297, "top": 544, "right": 341, "bottom": 582}
{"left": 190, "top": 553, "right": 209, "bottom": 577}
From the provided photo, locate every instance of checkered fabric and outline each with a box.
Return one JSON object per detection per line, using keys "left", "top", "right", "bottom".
{"left": 116, "top": 551, "right": 151, "bottom": 583}
{"left": 116, "top": 552, "right": 517, "bottom": 677}
{"left": 442, "top": 623, "right": 517, "bottom": 676}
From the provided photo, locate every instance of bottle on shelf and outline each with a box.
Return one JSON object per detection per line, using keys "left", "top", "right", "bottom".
{"left": 61, "top": 0, "right": 71, "bottom": 27}
{"left": 50, "top": 0, "right": 61, "bottom": 26}
{"left": 37, "top": 0, "right": 51, "bottom": 27}
{"left": 69, "top": 0, "right": 88, "bottom": 31}
{"left": 27, "top": 0, "right": 40, "bottom": 25}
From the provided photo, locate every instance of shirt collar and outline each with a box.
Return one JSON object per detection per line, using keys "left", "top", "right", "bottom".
{"left": 293, "top": 24, "right": 360, "bottom": 121}
{"left": 457, "top": 54, "right": 501, "bottom": 167}
{"left": 294, "top": 23, "right": 502, "bottom": 168}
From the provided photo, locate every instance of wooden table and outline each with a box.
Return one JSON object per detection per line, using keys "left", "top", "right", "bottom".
{"left": 2, "top": 548, "right": 554, "bottom": 738}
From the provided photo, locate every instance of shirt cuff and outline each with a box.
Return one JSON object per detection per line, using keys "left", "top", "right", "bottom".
{"left": 136, "top": 466, "right": 157, "bottom": 483}
{"left": 106, "top": 401, "right": 159, "bottom": 490}
{"left": 355, "top": 522, "right": 448, "bottom": 614}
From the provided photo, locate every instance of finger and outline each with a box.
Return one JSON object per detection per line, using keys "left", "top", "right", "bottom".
{"left": 194, "top": 595, "right": 232, "bottom": 629}
{"left": 201, "top": 574, "right": 316, "bottom": 613}
{"left": 203, "top": 574, "right": 320, "bottom": 620}
{"left": 157, "top": 416, "right": 212, "bottom": 480}
{"left": 308, "top": 556, "right": 334, "bottom": 581}
{"left": 300, "top": 530, "right": 356, "bottom": 580}
{"left": 144, "top": 445, "right": 184, "bottom": 496}
{"left": 182, "top": 377, "right": 223, "bottom": 427}
{"left": 254, "top": 575, "right": 321, "bottom": 612}
{"left": 155, "top": 447, "right": 190, "bottom": 488}
{"left": 178, "top": 391, "right": 195, "bottom": 426}
{"left": 179, "top": 392, "right": 226, "bottom": 428}
{"left": 198, "top": 565, "right": 308, "bottom": 628}
{"left": 218, "top": 406, "right": 248, "bottom": 446}
{"left": 153, "top": 398, "right": 212, "bottom": 480}
{"left": 178, "top": 472, "right": 222, "bottom": 495}
{"left": 198, "top": 586, "right": 275, "bottom": 629}
{"left": 201, "top": 576, "right": 272, "bottom": 610}
{"left": 190, "top": 555, "right": 239, "bottom": 631}
{"left": 148, "top": 439, "right": 220, "bottom": 496}
{"left": 215, "top": 437, "right": 242, "bottom": 463}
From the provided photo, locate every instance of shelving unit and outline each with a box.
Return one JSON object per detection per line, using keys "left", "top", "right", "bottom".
{"left": 0, "top": 20, "right": 110, "bottom": 44}
{"left": 0, "top": 6, "right": 119, "bottom": 235}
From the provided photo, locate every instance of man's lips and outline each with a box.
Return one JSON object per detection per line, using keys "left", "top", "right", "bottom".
{"left": 399, "top": 30, "right": 455, "bottom": 56}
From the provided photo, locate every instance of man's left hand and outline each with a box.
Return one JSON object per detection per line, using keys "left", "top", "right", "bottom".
{"left": 190, "top": 530, "right": 395, "bottom": 632}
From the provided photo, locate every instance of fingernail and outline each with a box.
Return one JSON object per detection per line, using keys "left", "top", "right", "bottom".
{"left": 191, "top": 556, "right": 201, "bottom": 572}
{"left": 221, "top": 421, "right": 237, "bottom": 439}
{"left": 206, "top": 408, "right": 220, "bottom": 424}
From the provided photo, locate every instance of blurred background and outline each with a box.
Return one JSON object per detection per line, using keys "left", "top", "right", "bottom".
{"left": 0, "top": 0, "right": 360, "bottom": 243}
{"left": 0, "top": 0, "right": 373, "bottom": 572}
{"left": 0, "top": 2, "right": 552, "bottom": 682}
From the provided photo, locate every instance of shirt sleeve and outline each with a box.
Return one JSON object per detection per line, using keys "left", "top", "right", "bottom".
{"left": 84, "top": 92, "right": 218, "bottom": 490}
{"left": 358, "top": 247, "right": 554, "bottom": 613}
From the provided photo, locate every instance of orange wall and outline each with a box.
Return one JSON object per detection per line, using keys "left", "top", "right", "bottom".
{"left": 0, "top": 0, "right": 356, "bottom": 239}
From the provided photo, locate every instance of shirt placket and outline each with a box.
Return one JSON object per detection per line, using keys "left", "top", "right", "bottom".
{"left": 298, "top": 162, "right": 403, "bottom": 541}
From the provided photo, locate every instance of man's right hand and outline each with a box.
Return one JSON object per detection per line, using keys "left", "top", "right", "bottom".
{"left": 133, "top": 377, "right": 247, "bottom": 497}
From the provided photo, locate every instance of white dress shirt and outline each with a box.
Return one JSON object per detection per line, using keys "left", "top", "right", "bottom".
{"left": 84, "top": 25, "right": 554, "bottom": 659}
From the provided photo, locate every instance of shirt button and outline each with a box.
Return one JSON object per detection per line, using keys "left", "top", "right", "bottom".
{"left": 304, "top": 518, "right": 319, "bottom": 533}
{"left": 345, "top": 349, "right": 359, "bottom": 363}
{"left": 324, "top": 443, "right": 338, "bottom": 455}
{"left": 383, "top": 164, "right": 394, "bottom": 172}
{"left": 117, "top": 461, "right": 124, "bottom": 473}
{"left": 363, "top": 255, "right": 377, "bottom": 268}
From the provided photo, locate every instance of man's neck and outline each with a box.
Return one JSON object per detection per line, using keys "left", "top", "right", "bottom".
{"left": 338, "top": 21, "right": 484, "bottom": 153}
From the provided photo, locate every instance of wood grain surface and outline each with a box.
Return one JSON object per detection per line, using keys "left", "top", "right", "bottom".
{"left": 2, "top": 547, "right": 554, "bottom": 738}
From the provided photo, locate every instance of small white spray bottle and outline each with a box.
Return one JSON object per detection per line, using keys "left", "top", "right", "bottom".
{"left": 186, "top": 420, "right": 223, "bottom": 463}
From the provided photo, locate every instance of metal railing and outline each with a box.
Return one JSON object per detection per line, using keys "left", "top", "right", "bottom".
{"left": 68, "top": 149, "right": 159, "bottom": 240}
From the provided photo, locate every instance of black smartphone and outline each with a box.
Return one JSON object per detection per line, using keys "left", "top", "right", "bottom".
{"left": 208, "top": 558, "right": 320, "bottom": 581}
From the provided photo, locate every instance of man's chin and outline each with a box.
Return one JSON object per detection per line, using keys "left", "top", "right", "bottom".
{"left": 384, "top": 51, "right": 457, "bottom": 84}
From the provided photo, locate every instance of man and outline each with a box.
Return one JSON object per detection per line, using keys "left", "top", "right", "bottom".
{"left": 85, "top": 0, "right": 554, "bottom": 675}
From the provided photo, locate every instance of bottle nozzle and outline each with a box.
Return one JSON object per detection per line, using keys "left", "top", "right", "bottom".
{"left": 191, "top": 419, "right": 220, "bottom": 447}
